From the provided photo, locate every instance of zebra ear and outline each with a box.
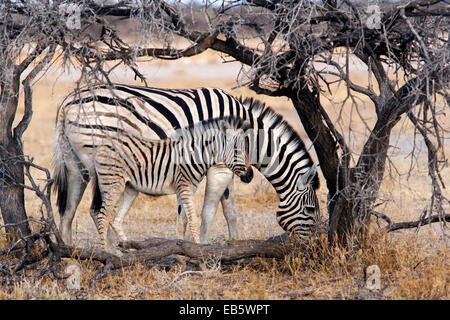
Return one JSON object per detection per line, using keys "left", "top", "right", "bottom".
{"left": 298, "top": 164, "right": 319, "bottom": 188}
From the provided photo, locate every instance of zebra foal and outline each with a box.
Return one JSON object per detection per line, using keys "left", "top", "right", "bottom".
{"left": 53, "top": 109, "right": 250, "bottom": 252}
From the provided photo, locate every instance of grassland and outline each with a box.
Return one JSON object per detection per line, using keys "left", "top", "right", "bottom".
{"left": 0, "top": 49, "right": 448, "bottom": 300}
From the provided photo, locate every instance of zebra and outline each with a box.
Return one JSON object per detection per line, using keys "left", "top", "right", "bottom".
{"left": 54, "top": 84, "right": 320, "bottom": 245}
{"left": 191, "top": 96, "right": 320, "bottom": 242}
{"left": 53, "top": 103, "right": 251, "bottom": 251}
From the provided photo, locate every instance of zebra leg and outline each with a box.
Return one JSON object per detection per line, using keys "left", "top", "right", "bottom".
{"left": 59, "top": 172, "right": 88, "bottom": 246}
{"left": 89, "top": 176, "right": 117, "bottom": 248}
{"left": 177, "top": 186, "right": 200, "bottom": 243}
{"left": 176, "top": 195, "right": 189, "bottom": 240}
{"left": 220, "top": 178, "right": 240, "bottom": 240}
{"left": 199, "top": 166, "right": 234, "bottom": 243}
{"left": 95, "top": 182, "right": 126, "bottom": 252}
{"left": 110, "top": 185, "right": 138, "bottom": 242}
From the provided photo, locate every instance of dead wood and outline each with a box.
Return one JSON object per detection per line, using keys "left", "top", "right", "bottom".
{"left": 46, "top": 236, "right": 289, "bottom": 278}
{"left": 119, "top": 237, "right": 287, "bottom": 261}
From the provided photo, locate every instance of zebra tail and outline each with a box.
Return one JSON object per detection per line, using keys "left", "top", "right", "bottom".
{"left": 52, "top": 146, "right": 69, "bottom": 217}
{"left": 53, "top": 160, "right": 68, "bottom": 217}
{"left": 91, "top": 174, "right": 103, "bottom": 213}
{"left": 52, "top": 106, "right": 69, "bottom": 217}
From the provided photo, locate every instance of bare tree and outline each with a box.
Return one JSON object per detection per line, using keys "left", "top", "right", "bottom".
{"left": 0, "top": 2, "right": 59, "bottom": 239}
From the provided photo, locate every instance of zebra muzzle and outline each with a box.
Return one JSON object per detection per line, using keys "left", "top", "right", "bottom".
{"left": 239, "top": 166, "right": 254, "bottom": 183}
{"left": 233, "top": 164, "right": 248, "bottom": 177}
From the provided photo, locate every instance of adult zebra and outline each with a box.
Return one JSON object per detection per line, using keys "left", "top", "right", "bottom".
{"left": 54, "top": 84, "right": 320, "bottom": 246}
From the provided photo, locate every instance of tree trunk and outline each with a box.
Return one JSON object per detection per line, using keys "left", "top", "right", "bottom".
{"left": 0, "top": 141, "right": 30, "bottom": 239}
{"left": 288, "top": 72, "right": 429, "bottom": 244}
{"left": 0, "top": 78, "right": 31, "bottom": 240}
{"left": 288, "top": 89, "right": 339, "bottom": 199}
{"left": 288, "top": 89, "right": 357, "bottom": 242}
{"left": 289, "top": 88, "right": 381, "bottom": 244}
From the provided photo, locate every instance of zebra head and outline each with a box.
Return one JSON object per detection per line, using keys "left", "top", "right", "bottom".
{"left": 217, "top": 117, "right": 252, "bottom": 178}
{"left": 276, "top": 163, "right": 321, "bottom": 238}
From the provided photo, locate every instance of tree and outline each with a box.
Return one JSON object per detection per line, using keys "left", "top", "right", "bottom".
{"left": 0, "top": 2, "right": 58, "bottom": 239}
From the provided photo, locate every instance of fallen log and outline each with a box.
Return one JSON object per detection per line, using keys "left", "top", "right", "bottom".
{"left": 120, "top": 237, "right": 287, "bottom": 261}
{"left": 49, "top": 236, "right": 292, "bottom": 277}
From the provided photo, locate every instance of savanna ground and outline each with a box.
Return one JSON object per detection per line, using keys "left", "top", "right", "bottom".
{"left": 0, "top": 49, "right": 448, "bottom": 300}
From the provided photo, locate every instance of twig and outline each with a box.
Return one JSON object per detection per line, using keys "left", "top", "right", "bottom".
{"left": 371, "top": 211, "right": 392, "bottom": 227}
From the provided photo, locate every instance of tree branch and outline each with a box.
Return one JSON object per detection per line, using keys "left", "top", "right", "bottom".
{"left": 14, "top": 45, "right": 57, "bottom": 142}
{"left": 385, "top": 214, "right": 450, "bottom": 232}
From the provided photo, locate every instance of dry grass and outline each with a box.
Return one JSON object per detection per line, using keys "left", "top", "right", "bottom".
{"left": 1, "top": 231, "right": 447, "bottom": 300}
{"left": 1, "top": 50, "right": 448, "bottom": 300}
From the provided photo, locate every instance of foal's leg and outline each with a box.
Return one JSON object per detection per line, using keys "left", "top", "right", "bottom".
{"left": 176, "top": 195, "right": 189, "bottom": 240}
{"left": 93, "top": 177, "right": 126, "bottom": 253}
{"left": 220, "top": 178, "right": 240, "bottom": 240}
{"left": 177, "top": 184, "right": 200, "bottom": 243}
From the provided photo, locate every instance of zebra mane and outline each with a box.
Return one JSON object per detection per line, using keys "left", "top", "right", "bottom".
{"left": 179, "top": 116, "right": 249, "bottom": 141}
{"left": 238, "top": 96, "right": 319, "bottom": 190}
{"left": 140, "top": 116, "right": 248, "bottom": 145}
{"left": 238, "top": 96, "right": 307, "bottom": 149}
{"left": 186, "top": 116, "right": 249, "bottom": 133}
